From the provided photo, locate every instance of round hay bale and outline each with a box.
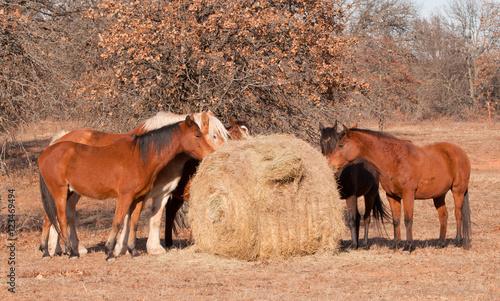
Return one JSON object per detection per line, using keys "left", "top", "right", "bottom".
{"left": 189, "top": 134, "right": 344, "bottom": 260}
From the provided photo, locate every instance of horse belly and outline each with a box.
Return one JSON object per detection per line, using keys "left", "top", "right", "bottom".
{"left": 415, "top": 175, "right": 452, "bottom": 199}
{"left": 67, "top": 180, "right": 118, "bottom": 200}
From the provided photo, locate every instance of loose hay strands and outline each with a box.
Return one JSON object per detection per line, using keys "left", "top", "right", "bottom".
{"left": 189, "top": 134, "right": 345, "bottom": 261}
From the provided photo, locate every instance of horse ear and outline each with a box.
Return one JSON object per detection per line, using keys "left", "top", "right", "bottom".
{"left": 342, "top": 124, "right": 350, "bottom": 137}
{"left": 207, "top": 110, "right": 216, "bottom": 117}
{"left": 319, "top": 122, "right": 325, "bottom": 131}
{"left": 201, "top": 111, "right": 210, "bottom": 134}
{"left": 229, "top": 117, "right": 236, "bottom": 124}
{"left": 333, "top": 120, "right": 338, "bottom": 132}
{"left": 185, "top": 115, "right": 194, "bottom": 127}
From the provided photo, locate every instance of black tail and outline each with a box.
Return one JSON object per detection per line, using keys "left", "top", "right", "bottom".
{"left": 39, "top": 172, "right": 61, "bottom": 235}
{"left": 372, "top": 192, "right": 391, "bottom": 237}
{"left": 372, "top": 192, "right": 391, "bottom": 224}
{"left": 462, "top": 189, "right": 471, "bottom": 249}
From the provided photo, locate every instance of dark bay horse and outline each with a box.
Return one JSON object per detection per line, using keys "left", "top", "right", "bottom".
{"left": 163, "top": 117, "right": 253, "bottom": 249}
{"left": 38, "top": 116, "right": 215, "bottom": 260}
{"left": 320, "top": 121, "right": 389, "bottom": 249}
{"left": 327, "top": 126, "right": 471, "bottom": 250}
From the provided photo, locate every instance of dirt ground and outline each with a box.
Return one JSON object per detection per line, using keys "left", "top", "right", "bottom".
{"left": 1, "top": 120, "right": 499, "bottom": 300}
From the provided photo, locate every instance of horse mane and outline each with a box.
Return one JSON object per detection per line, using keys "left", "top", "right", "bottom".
{"left": 133, "top": 121, "right": 182, "bottom": 163}
{"left": 201, "top": 113, "right": 230, "bottom": 142}
{"left": 341, "top": 128, "right": 396, "bottom": 139}
{"left": 140, "top": 111, "right": 184, "bottom": 132}
{"left": 140, "top": 111, "right": 230, "bottom": 142}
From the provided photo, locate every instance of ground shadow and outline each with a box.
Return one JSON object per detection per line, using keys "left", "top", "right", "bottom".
{"left": 340, "top": 237, "right": 460, "bottom": 252}
{"left": 86, "top": 237, "right": 191, "bottom": 256}
{"left": 2, "top": 137, "right": 51, "bottom": 175}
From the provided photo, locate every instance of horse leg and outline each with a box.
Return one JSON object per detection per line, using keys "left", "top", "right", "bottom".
{"left": 146, "top": 193, "right": 171, "bottom": 255}
{"left": 164, "top": 196, "right": 185, "bottom": 249}
{"left": 53, "top": 191, "right": 76, "bottom": 258}
{"left": 66, "top": 192, "right": 85, "bottom": 257}
{"left": 433, "top": 195, "right": 448, "bottom": 248}
{"left": 114, "top": 212, "right": 131, "bottom": 256}
{"left": 127, "top": 196, "right": 146, "bottom": 257}
{"left": 105, "top": 194, "right": 134, "bottom": 261}
{"left": 402, "top": 192, "right": 415, "bottom": 251}
{"left": 345, "top": 195, "right": 360, "bottom": 249}
{"left": 40, "top": 213, "right": 52, "bottom": 257}
{"left": 386, "top": 194, "right": 402, "bottom": 249}
{"left": 451, "top": 189, "right": 468, "bottom": 247}
{"left": 48, "top": 192, "right": 81, "bottom": 257}
{"left": 48, "top": 224, "right": 63, "bottom": 256}
{"left": 363, "top": 189, "right": 378, "bottom": 249}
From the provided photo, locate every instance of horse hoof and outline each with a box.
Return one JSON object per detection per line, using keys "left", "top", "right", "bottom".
{"left": 403, "top": 244, "right": 415, "bottom": 253}
{"left": 129, "top": 248, "right": 140, "bottom": 257}
{"left": 147, "top": 245, "right": 167, "bottom": 255}
{"left": 78, "top": 246, "right": 88, "bottom": 256}
{"left": 106, "top": 254, "right": 116, "bottom": 261}
{"left": 114, "top": 242, "right": 128, "bottom": 256}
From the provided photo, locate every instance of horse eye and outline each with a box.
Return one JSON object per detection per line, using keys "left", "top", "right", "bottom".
{"left": 195, "top": 133, "right": 201, "bottom": 138}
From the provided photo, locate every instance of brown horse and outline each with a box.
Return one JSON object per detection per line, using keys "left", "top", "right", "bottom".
{"left": 320, "top": 121, "right": 389, "bottom": 249}
{"left": 163, "top": 117, "right": 253, "bottom": 248}
{"left": 327, "top": 126, "right": 471, "bottom": 250}
{"left": 42, "top": 118, "right": 152, "bottom": 256}
{"left": 45, "top": 111, "right": 227, "bottom": 256}
{"left": 226, "top": 117, "right": 252, "bottom": 140}
{"left": 38, "top": 116, "right": 215, "bottom": 260}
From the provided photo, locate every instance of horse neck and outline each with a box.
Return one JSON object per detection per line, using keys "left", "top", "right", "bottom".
{"left": 148, "top": 139, "right": 183, "bottom": 178}
{"left": 352, "top": 131, "right": 403, "bottom": 175}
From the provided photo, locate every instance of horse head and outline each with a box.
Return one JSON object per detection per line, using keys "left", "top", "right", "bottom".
{"left": 181, "top": 114, "right": 215, "bottom": 160}
{"left": 227, "top": 117, "right": 251, "bottom": 140}
{"left": 327, "top": 125, "right": 362, "bottom": 173}
{"left": 319, "top": 120, "right": 340, "bottom": 156}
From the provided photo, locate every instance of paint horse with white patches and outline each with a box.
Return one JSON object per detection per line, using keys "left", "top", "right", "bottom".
{"left": 163, "top": 116, "right": 253, "bottom": 249}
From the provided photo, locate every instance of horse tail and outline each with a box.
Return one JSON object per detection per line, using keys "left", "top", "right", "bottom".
{"left": 372, "top": 191, "right": 391, "bottom": 224}
{"left": 39, "top": 172, "right": 62, "bottom": 236}
{"left": 462, "top": 189, "right": 471, "bottom": 249}
{"left": 50, "top": 130, "right": 69, "bottom": 145}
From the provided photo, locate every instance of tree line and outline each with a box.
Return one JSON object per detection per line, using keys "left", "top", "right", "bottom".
{"left": 1, "top": 0, "right": 499, "bottom": 140}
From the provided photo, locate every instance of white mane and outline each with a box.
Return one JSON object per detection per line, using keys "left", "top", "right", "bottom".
{"left": 141, "top": 111, "right": 230, "bottom": 142}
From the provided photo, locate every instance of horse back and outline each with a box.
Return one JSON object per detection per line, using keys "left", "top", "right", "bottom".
{"left": 430, "top": 142, "right": 470, "bottom": 184}
{"left": 54, "top": 128, "right": 127, "bottom": 146}
{"left": 414, "top": 142, "right": 470, "bottom": 198}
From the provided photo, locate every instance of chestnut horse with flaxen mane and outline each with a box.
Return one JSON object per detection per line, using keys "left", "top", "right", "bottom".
{"left": 38, "top": 116, "right": 215, "bottom": 260}
{"left": 327, "top": 126, "right": 471, "bottom": 250}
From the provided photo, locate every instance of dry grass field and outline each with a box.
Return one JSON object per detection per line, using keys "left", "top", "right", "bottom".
{"left": 1, "top": 120, "right": 499, "bottom": 300}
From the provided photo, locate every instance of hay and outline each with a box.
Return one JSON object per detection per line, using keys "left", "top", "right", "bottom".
{"left": 188, "top": 134, "right": 345, "bottom": 260}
